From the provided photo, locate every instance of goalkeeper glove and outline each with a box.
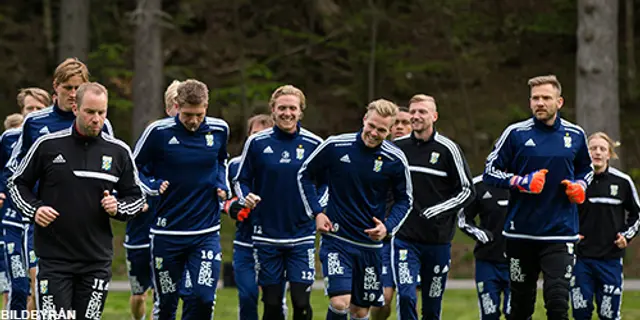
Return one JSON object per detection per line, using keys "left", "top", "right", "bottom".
{"left": 561, "top": 180, "right": 587, "bottom": 204}
{"left": 510, "top": 169, "right": 548, "bottom": 194}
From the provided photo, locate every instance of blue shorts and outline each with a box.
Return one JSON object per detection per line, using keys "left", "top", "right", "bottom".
{"left": 381, "top": 240, "right": 394, "bottom": 288}
{"left": 475, "top": 260, "right": 510, "bottom": 319}
{"left": 0, "top": 243, "right": 8, "bottom": 293}
{"left": 319, "top": 236, "right": 383, "bottom": 308}
{"left": 26, "top": 224, "right": 36, "bottom": 269}
{"left": 571, "top": 257, "right": 623, "bottom": 320}
{"left": 125, "top": 246, "right": 153, "bottom": 295}
{"left": 254, "top": 242, "right": 316, "bottom": 287}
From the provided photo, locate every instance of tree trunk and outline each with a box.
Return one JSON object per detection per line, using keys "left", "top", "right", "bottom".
{"left": 43, "top": 0, "right": 55, "bottom": 62}
{"left": 367, "top": 0, "right": 378, "bottom": 102}
{"left": 131, "top": 0, "right": 164, "bottom": 140}
{"left": 625, "top": 0, "right": 636, "bottom": 101}
{"left": 576, "top": 0, "right": 620, "bottom": 166}
{"left": 58, "top": 0, "right": 90, "bottom": 62}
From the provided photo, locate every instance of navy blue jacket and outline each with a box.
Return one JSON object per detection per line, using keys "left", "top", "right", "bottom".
{"left": 298, "top": 131, "right": 413, "bottom": 248}
{"left": 483, "top": 117, "right": 593, "bottom": 242}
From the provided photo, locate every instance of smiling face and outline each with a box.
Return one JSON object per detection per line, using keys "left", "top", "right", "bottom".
{"left": 409, "top": 100, "right": 438, "bottom": 133}
{"left": 362, "top": 110, "right": 394, "bottom": 148}
{"left": 271, "top": 94, "right": 302, "bottom": 134}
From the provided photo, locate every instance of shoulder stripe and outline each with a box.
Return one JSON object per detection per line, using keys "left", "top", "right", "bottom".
{"left": 300, "top": 128, "right": 323, "bottom": 143}
{"left": 485, "top": 119, "right": 533, "bottom": 180}
{"left": 472, "top": 174, "right": 483, "bottom": 184}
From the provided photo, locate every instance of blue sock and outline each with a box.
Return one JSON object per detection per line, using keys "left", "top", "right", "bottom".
{"left": 326, "top": 304, "right": 348, "bottom": 320}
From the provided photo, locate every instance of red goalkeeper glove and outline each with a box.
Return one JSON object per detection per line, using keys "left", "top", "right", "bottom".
{"left": 237, "top": 208, "right": 251, "bottom": 222}
{"left": 510, "top": 169, "right": 548, "bottom": 194}
{"left": 561, "top": 180, "right": 587, "bottom": 204}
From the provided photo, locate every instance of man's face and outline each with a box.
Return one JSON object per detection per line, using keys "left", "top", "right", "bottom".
{"left": 530, "top": 84, "right": 563, "bottom": 123}
{"left": 362, "top": 111, "right": 394, "bottom": 148}
{"left": 391, "top": 111, "right": 411, "bottom": 138}
{"left": 249, "top": 123, "right": 270, "bottom": 136}
{"left": 588, "top": 137, "right": 610, "bottom": 170}
{"left": 178, "top": 103, "right": 207, "bottom": 132}
{"left": 21, "top": 95, "right": 47, "bottom": 115}
{"left": 73, "top": 92, "right": 107, "bottom": 137}
{"left": 409, "top": 101, "right": 438, "bottom": 133}
{"left": 54, "top": 75, "right": 85, "bottom": 112}
{"left": 271, "top": 95, "right": 302, "bottom": 134}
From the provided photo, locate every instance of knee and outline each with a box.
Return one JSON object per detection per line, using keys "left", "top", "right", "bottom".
{"left": 329, "top": 295, "right": 350, "bottom": 311}
{"left": 262, "top": 284, "right": 284, "bottom": 307}
{"left": 130, "top": 294, "right": 146, "bottom": 307}
{"left": 383, "top": 288, "right": 394, "bottom": 305}
{"left": 290, "top": 283, "right": 311, "bottom": 309}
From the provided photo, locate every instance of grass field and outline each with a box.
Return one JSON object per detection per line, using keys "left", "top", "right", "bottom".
{"left": 97, "top": 288, "right": 640, "bottom": 319}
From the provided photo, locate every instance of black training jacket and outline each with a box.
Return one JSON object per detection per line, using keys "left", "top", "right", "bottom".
{"left": 8, "top": 124, "right": 145, "bottom": 262}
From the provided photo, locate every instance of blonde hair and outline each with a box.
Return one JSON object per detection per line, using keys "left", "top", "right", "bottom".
{"left": 76, "top": 82, "right": 108, "bottom": 108}
{"left": 247, "top": 114, "right": 274, "bottom": 136}
{"left": 588, "top": 131, "right": 620, "bottom": 159}
{"left": 527, "top": 75, "right": 562, "bottom": 95}
{"left": 366, "top": 99, "right": 398, "bottom": 118}
{"left": 176, "top": 79, "right": 209, "bottom": 107}
{"left": 164, "top": 80, "right": 181, "bottom": 111}
{"left": 408, "top": 94, "right": 437, "bottom": 112}
{"left": 17, "top": 88, "right": 52, "bottom": 111}
{"left": 53, "top": 58, "right": 89, "bottom": 85}
{"left": 4, "top": 113, "right": 24, "bottom": 130}
{"left": 269, "top": 85, "right": 306, "bottom": 110}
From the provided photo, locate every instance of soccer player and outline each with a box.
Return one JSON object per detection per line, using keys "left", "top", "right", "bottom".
{"left": 4, "top": 114, "right": 24, "bottom": 131}
{"left": 570, "top": 132, "right": 639, "bottom": 320}
{"left": 483, "top": 75, "right": 593, "bottom": 319}
{"left": 392, "top": 94, "right": 474, "bottom": 320}
{"left": 224, "top": 114, "right": 282, "bottom": 320}
{"left": 234, "top": 85, "right": 324, "bottom": 320}
{"left": 298, "top": 99, "right": 412, "bottom": 320}
{"left": 390, "top": 106, "right": 411, "bottom": 139}
{"left": 0, "top": 88, "right": 51, "bottom": 313}
{"left": 133, "top": 79, "right": 229, "bottom": 320}
{"left": 9, "top": 82, "right": 145, "bottom": 318}
{"left": 458, "top": 174, "right": 510, "bottom": 320}
{"left": 125, "top": 80, "right": 182, "bottom": 320}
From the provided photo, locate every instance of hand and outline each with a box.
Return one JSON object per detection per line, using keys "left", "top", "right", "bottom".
{"left": 0, "top": 192, "right": 5, "bottom": 209}
{"left": 315, "top": 213, "right": 333, "bottom": 233}
{"left": 141, "top": 203, "right": 149, "bottom": 212}
{"left": 579, "top": 234, "right": 584, "bottom": 241}
{"left": 364, "top": 217, "right": 387, "bottom": 241}
{"left": 101, "top": 190, "right": 118, "bottom": 216}
{"left": 615, "top": 233, "right": 628, "bottom": 249}
{"left": 35, "top": 206, "right": 59, "bottom": 227}
{"left": 510, "top": 169, "right": 548, "bottom": 194}
{"left": 561, "top": 180, "right": 587, "bottom": 204}
{"left": 217, "top": 188, "right": 227, "bottom": 201}
{"left": 244, "top": 193, "right": 262, "bottom": 210}
{"left": 159, "top": 181, "right": 170, "bottom": 194}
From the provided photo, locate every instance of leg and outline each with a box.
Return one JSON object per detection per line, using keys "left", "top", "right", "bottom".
{"left": 0, "top": 243, "right": 10, "bottom": 309}
{"left": 371, "top": 241, "right": 393, "bottom": 320}
{"left": 71, "top": 261, "right": 112, "bottom": 320}
{"left": 349, "top": 246, "right": 383, "bottom": 320}
{"left": 234, "top": 245, "right": 259, "bottom": 320}
{"left": 540, "top": 242, "right": 574, "bottom": 320}
{"left": 126, "top": 247, "right": 154, "bottom": 320}
{"left": 182, "top": 233, "right": 221, "bottom": 320}
{"left": 285, "top": 243, "right": 315, "bottom": 320}
{"left": 420, "top": 243, "right": 451, "bottom": 320}
{"left": 571, "top": 258, "right": 595, "bottom": 320}
{"left": 496, "top": 262, "right": 511, "bottom": 318}
{"left": 392, "top": 238, "right": 420, "bottom": 320}
{"left": 319, "top": 238, "right": 353, "bottom": 320}
{"left": 4, "top": 225, "right": 29, "bottom": 312}
{"left": 26, "top": 225, "right": 37, "bottom": 317}
{"left": 505, "top": 239, "right": 541, "bottom": 320}
{"left": 35, "top": 259, "right": 74, "bottom": 318}
{"left": 150, "top": 235, "right": 186, "bottom": 320}
{"left": 475, "top": 260, "right": 504, "bottom": 320}
{"left": 593, "top": 258, "right": 623, "bottom": 320}
{"left": 255, "top": 244, "right": 285, "bottom": 320}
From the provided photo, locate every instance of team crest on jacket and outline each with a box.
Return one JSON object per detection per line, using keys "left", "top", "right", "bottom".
{"left": 101, "top": 155, "right": 112, "bottom": 171}
{"left": 373, "top": 157, "right": 383, "bottom": 172}
{"left": 296, "top": 145, "right": 305, "bottom": 160}
{"left": 564, "top": 133, "right": 572, "bottom": 148}
{"left": 610, "top": 184, "right": 619, "bottom": 196}
{"left": 206, "top": 133, "right": 214, "bottom": 147}
{"left": 6, "top": 243, "right": 14, "bottom": 255}
{"left": 430, "top": 152, "right": 440, "bottom": 164}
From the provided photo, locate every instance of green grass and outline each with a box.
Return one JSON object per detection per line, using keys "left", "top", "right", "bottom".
{"left": 98, "top": 288, "right": 640, "bottom": 319}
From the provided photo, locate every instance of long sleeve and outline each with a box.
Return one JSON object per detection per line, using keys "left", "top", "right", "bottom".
{"left": 421, "top": 144, "right": 475, "bottom": 219}
{"left": 621, "top": 177, "right": 640, "bottom": 241}
{"left": 233, "top": 138, "right": 256, "bottom": 204}
{"left": 483, "top": 127, "right": 516, "bottom": 189}
{"left": 111, "top": 146, "right": 146, "bottom": 222}
{"left": 215, "top": 129, "right": 230, "bottom": 197}
{"left": 0, "top": 134, "right": 10, "bottom": 194}
{"left": 384, "top": 154, "right": 413, "bottom": 236}
{"left": 7, "top": 137, "right": 45, "bottom": 220}
{"left": 457, "top": 196, "right": 492, "bottom": 244}
{"left": 297, "top": 139, "right": 332, "bottom": 219}
{"left": 133, "top": 125, "right": 162, "bottom": 196}
{"left": 574, "top": 134, "right": 594, "bottom": 186}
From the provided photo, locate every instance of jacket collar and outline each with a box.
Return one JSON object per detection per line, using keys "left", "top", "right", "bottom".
{"left": 72, "top": 121, "right": 101, "bottom": 143}
{"left": 53, "top": 102, "right": 76, "bottom": 120}
{"left": 533, "top": 115, "right": 561, "bottom": 131}
{"left": 272, "top": 122, "right": 300, "bottom": 140}
{"left": 410, "top": 127, "right": 437, "bottom": 145}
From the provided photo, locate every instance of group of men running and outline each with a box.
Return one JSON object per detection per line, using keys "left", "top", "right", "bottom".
{"left": 0, "top": 57, "right": 637, "bottom": 320}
